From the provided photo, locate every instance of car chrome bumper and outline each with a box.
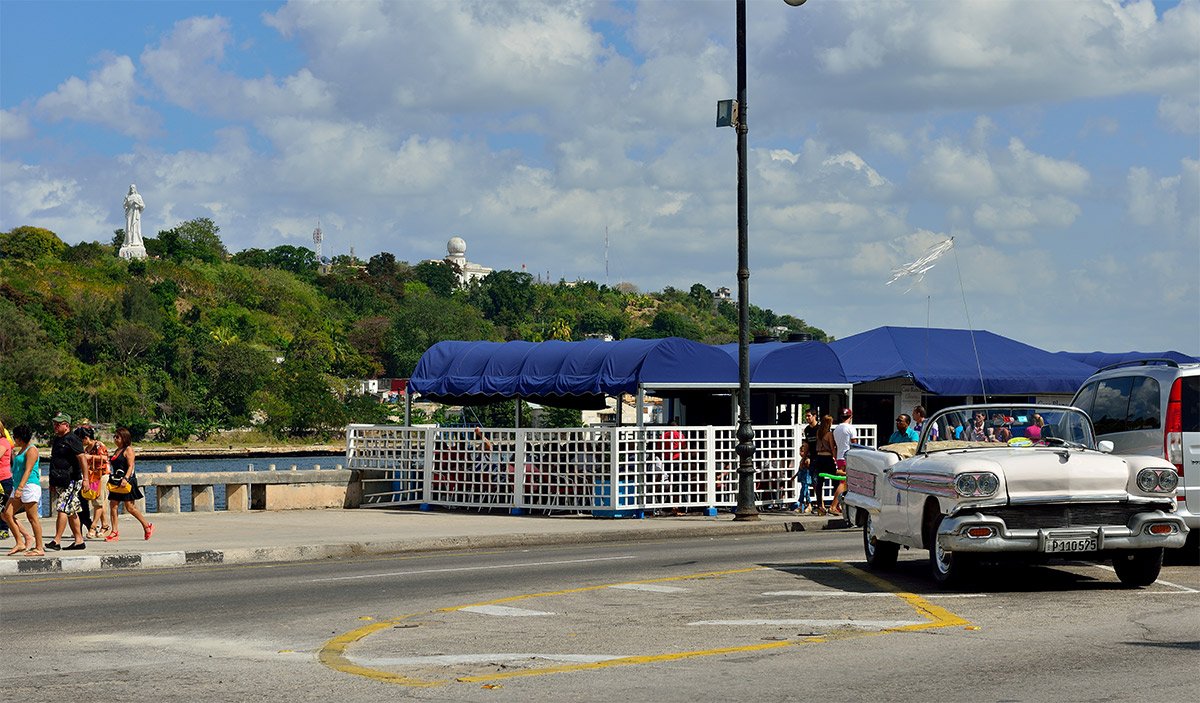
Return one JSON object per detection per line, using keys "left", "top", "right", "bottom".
{"left": 937, "top": 510, "right": 1190, "bottom": 553}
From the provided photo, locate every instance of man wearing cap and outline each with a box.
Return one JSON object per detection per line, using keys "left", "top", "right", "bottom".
{"left": 46, "top": 412, "right": 87, "bottom": 551}
{"left": 829, "top": 408, "right": 855, "bottom": 515}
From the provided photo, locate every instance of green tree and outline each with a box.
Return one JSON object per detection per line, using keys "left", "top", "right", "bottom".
{"left": 384, "top": 291, "right": 496, "bottom": 376}
{"left": 414, "top": 260, "right": 458, "bottom": 297}
{"left": 0, "top": 226, "right": 66, "bottom": 260}
{"left": 157, "top": 218, "right": 228, "bottom": 263}
{"left": 468, "top": 270, "right": 535, "bottom": 329}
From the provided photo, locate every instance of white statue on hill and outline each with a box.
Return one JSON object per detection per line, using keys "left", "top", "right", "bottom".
{"left": 120, "top": 184, "right": 147, "bottom": 260}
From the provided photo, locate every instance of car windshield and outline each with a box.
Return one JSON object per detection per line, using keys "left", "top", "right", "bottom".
{"left": 919, "top": 405, "right": 1096, "bottom": 453}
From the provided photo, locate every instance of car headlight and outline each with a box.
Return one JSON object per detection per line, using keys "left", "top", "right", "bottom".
{"left": 955, "top": 472, "right": 999, "bottom": 498}
{"left": 1137, "top": 468, "right": 1179, "bottom": 493}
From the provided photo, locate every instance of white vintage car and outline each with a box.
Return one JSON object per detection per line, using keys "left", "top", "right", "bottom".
{"left": 843, "top": 404, "right": 1189, "bottom": 587}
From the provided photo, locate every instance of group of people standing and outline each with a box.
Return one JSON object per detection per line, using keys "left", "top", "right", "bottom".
{"left": 797, "top": 408, "right": 856, "bottom": 516}
{"left": 0, "top": 413, "right": 153, "bottom": 557}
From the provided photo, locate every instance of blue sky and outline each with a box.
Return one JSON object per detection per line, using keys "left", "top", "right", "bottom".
{"left": 2, "top": 0, "right": 1197, "bottom": 354}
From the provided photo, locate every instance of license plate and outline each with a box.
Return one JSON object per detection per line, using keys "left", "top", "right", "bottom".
{"left": 1045, "top": 536, "right": 1098, "bottom": 553}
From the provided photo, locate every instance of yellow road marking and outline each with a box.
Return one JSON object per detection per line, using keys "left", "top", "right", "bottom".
{"left": 318, "top": 560, "right": 972, "bottom": 687}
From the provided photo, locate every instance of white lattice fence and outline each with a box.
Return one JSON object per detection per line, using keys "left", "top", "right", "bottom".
{"left": 348, "top": 422, "right": 873, "bottom": 515}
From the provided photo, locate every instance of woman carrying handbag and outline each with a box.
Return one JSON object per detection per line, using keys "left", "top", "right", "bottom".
{"left": 105, "top": 427, "right": 153, "bottom": 542}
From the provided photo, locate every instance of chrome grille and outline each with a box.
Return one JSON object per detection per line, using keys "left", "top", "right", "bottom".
{"left": 982, "top": 504, "right": 1160, "bottom": 530}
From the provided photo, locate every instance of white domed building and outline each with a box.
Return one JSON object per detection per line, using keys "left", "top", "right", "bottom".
{"left": 442, "top": 236, "right": 493, "bottom": 284}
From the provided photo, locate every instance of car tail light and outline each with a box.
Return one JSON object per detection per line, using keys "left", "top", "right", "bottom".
{"left": 966, "top": 526, "right": 995, "bottom": 538}
{"left": 1165, "top": 377, "right": 1183, "bottom": 476}
{"left": 1147, "top": 523, "right": 1176, "bottom": 536}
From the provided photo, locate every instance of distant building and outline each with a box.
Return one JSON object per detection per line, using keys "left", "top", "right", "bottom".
{"left": 714, "top": 286, "right": 732, "bottom": 301}
{"left": 443, "top": 237, "right": 493, "bottom": 284}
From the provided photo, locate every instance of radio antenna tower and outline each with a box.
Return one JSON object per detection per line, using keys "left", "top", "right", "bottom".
{"left": 312, "top": 220, "right": 323, "bottom": 261}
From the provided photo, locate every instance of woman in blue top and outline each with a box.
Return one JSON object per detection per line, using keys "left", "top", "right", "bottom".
{"left": 4, "top": 425, "right": 44, "bottom": 556}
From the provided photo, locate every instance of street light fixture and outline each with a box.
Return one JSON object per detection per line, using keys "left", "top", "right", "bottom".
{"left": 719, "top": 0, "right": 805, "bottom": 521}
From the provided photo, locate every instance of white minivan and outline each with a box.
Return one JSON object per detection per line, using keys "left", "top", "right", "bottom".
{"left": 1072, "top": 360, "right": 1200, "bottom": 555}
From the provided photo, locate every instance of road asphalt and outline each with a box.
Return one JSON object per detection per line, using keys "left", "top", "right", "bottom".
{"left": 0, "top": 507, "right": 849, "bottom": 576}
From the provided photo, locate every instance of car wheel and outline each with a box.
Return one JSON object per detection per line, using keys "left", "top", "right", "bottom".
{"left": 929, "top": 515, "right": 974, "bottom": 586}
{"left": 863, "top": 513, "right": 899, "bottom": 570}
{"left": 1111, "top": 548, "right": 1163, "bottom": 588}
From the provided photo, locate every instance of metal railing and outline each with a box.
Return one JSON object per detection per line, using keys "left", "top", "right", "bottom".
{"left": 348, "top": 424, "right": 877, "bottom": 516}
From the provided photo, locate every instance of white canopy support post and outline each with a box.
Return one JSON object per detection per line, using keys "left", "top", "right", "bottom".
{"left": 515, "top": 398, "right": 521, "bottom": 428}
{"left": 636, "top": 386, "right": 645, "bottom": 427}
{"left": 404, "top": 387, "right": 412, "bottom": 426}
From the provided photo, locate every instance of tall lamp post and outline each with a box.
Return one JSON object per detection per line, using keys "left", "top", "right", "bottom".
{"left": 720, "top": 0, "right": 806, "bottom": 521}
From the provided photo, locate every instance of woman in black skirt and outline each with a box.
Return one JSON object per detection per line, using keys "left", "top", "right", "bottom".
{"left": 105, "top": 427, "right": 153, "bottom": 542}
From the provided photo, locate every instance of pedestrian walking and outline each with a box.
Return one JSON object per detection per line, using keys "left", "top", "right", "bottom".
{"left": 46, "top": 412, "right": 87, "bottom": 551}
{"left": 796, "top": 410, "right": 819, "bottom": 513}
{"left": 812, "top": 415, "right": 836, "bottom": 515}
{"left": 105, "top": 427, "right": 153, "bottom": 542}
{"left": 4, "top": 425, "right": 43, "bottom": 556}
{"left": 75, "top": 425, "right": 112, "bottom": 539}
{"left": 0, "top": 418, "right": 14, "bottom": 543}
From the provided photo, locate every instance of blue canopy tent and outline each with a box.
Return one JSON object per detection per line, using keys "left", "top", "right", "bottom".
{"left": 1055, "top": 351, "right": 1200, "bottom": 369}
{"left": 409, "top": 338, "right": 738, "bottom": 412}
{"left": 828, "top": 326, "right": 1097, "bottom": 396}
{"left": 712, "top": 341, "right": 849, "bottom": 386}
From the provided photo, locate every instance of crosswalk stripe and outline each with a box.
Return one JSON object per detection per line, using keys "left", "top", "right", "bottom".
{"left": 460, "top": 604, "right": 555, "bottom": 617}
{"left": 610, "top": 583, "right": 688, "bottom": 593}
{"left": 688, "top": 618, "right": 925, "bottom": 629}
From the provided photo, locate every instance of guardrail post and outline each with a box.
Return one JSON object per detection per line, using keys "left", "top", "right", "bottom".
{"left": 191, "top": 484, "right": 215, "bottom": 512}
{"left": 226, "top": 483, "right": 250, "bottom": 511}
{"left": 156, "top": 485, "right": 181, "bottom": 513}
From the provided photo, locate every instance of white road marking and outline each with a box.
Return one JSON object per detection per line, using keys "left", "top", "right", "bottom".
{"left": 461, "top": 604, "right": 555, "bottom": 617}
{"left": 308, "top": 555, "right": 636, "bottom": 583}
{"left": 762, "top": 590, "right": 987, "bottom": 599}
{"left": 610, "top": 583, "right": 688, "bottom": 593}
{"left": 351, "top": 653, "right": 627, "bottom": 666}
{"left": 688, "top": 618, "right": 925, "bottom": 629}
{"left": 1088, "top": 564, "right": 1199, "bottom": 593}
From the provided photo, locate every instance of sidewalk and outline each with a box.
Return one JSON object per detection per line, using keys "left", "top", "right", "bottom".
{"left": 0, "top": 508, "right": 851, "bottom": 575}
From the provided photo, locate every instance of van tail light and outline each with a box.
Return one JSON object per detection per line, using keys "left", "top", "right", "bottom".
{"left": 1165, "top": 377, "right": 1183, "bottom": 477}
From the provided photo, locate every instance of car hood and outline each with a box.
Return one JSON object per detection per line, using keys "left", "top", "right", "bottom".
{"left": 960, "top": 448, "right": 1131, "bottom": 503}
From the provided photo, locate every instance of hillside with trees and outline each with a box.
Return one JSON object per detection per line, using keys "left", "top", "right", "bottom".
{"left": 0, "top": 221, "right": 827, "bottom": 440}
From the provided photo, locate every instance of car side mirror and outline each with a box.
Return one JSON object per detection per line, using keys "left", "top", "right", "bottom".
{"left": 1097, "top": 440, "right": 1114, "bottom": 453}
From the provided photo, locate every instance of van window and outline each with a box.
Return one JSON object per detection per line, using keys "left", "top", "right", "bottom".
{"left": 1183, "top": 377, "right": 1200, "bottom": 432}
{"left": 1092, "top": 377, "right": 1133, "bottom": 434}
{"left": 1127, "top": 377, "right": 1161, "bottom": 430}
{"left": 1073, "top": 381, "right": 1097, "bottom": 416}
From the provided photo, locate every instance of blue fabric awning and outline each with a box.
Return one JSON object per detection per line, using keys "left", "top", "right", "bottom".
{"left": 410, "top": 338, "right": 738, "bottom": 406}
{"left": 828, "top": 326, "right": 1097, "bottom": 396}
{"left": 1055, "top": 351, "right": 1200, "bottom": 369}
{"left": 716, "top": 341, "right": 849, "bottom": 384}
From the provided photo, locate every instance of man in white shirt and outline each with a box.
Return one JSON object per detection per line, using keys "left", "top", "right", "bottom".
{"left": 830, "top": 408, "right": 854, "bottom": 515}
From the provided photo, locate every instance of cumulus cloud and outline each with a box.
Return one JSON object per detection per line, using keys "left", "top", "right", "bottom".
{"left": 803, "top": 0, "right": 1200, "bottom": 110}
{"left": 1127, "top": 158, "right": 1200, "bottom": 237}
{"left": 33, "top": 54, "right": 159, "bottom": 137}
{"left": 141, "top": 16, "right": 335, "bottom": 120}
{"left": 0, "top": 109, "right": 32, "bottom": 140}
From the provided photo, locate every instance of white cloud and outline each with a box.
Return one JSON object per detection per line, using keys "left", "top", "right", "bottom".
{"left": 803, "top": 0, "right": 1200, "bottom": 110}
{"left": 1127, "top": 158, "right": 1200, "bottom": 237}
{"left": 141, "top": 16, "right": 335, "bottom": 120}
{"left": 1158, "top": 95, "right": 1200, "bottom": 134}
{"left": 33, "top": 54, "right": 158, "bottom": 137}
{"left": 0, "top": 162, "right": 109, "bottom": 240}
{"left": 0, "top": 109, "right": 32, "bottom": 140}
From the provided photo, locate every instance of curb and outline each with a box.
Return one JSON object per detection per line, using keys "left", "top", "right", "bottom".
{"left": 0, "top": 516, "right": 853, "bottom": 576}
